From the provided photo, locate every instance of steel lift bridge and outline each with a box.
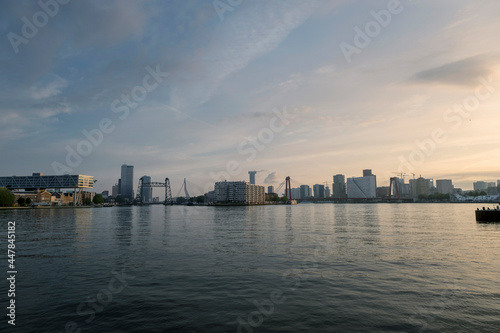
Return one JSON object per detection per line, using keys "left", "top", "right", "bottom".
{"left": 136, "top": 177, "right": 173, "bottom": 205}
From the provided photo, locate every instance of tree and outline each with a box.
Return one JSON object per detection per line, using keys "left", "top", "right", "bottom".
{"left": 0, "top": 188, "right": 15, "bottom": 207}
{"left": 17, "top": 197, "right": 26, "bottom": 206}
{"left": 196, "top": 195, "right": 205, "bottom": 204}
{"left": 26, "top": 198, "right": 32, "bottom": 206}
{"left": 84, "top": 198, "right": 92, "bottom": 206}
{"left": 93, "top": 194, "right": 104, "bottom": 205}
{"left": 115, "top": 196, "right": 125, "bottom": 204}
{"left": 176, "top": 197, "right": 186, "bottom": 204}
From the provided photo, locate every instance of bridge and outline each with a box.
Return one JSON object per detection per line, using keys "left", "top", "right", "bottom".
{"left": 136, "top": 177, "right": 173, "bottom": 205}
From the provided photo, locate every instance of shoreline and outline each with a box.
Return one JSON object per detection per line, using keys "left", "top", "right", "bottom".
{"left": 0, "top": 206, "right": 92, "bottom": 210}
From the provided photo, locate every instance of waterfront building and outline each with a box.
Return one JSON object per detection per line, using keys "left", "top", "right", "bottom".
{"left": 487, "top": 186, "right": 499, "bottom": 195}
{"left": 0, "top": 173, "right": 94, "bottom": 190}
{"left": 206, "top": 190, "right": 217, "bottom": 203}
{"left": 436, "top": 179, "right": 454, "bottom": 194}
{"left": 119, "top": 164, "right": 134, "bottom": 201}
{"left": 347, "top": 171, "right": 377, "bottom": 198}
{"left": 268, "top": 185, "right": 274, "bottom": 194}
{"left": 324, "top": 186, "right": 331, "bottom": 198}
{"left": 0, "top": 173, "right": 94, "bottom": 205}
{"left": 410, "top": 177, "right": 434, "bottom": 198}
{"left": 333, "top": 174, "right": 347, "bottom": 199}
{"left": 112, "top": 183, "right": 119, "bottom": 197}
{"left": 313, "top": 184, "right": 325, "bottom": 198}
{"left": 415, "top": 177, "right": 432, "bottom": 196}
{"left": 291, "top": 187, "right": 301, "bottom": 199}
{"left": 300, "top": 185, "right": 311, "bottom": 199}
{"left": 214, "top": 181, "right": 265, "bottom": 204}
{"left": 473, "top": 181, "right": 488, "bottom": 191}
{"left": 140, "top": 175, "right": 153, "bottom": 203}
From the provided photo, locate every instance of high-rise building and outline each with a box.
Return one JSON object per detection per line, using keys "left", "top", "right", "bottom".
{"left": 120, "top": 164, "right": 134, "bottom": 201}
{"left": 291, "top": 187, "right": 301, "bottom": 199}
{"left": 300, "top": 185, "right": 311, "bottom": 199}
{"left": 410, "top": 177, "right": 433, "bottom": 197}
{"left": 324, "top": 186, "right": 331, "bottom": 198}
{"left": 248, "top": 171, "right": 257, "bottom": 185}
{"left": 268, "top": 186, "right": 274, "bottom": 194}
{"left": 140, "top": 175, "right": 153, "bottom": 203}
{"left": 347, "top": 175, "right": 377, "bottom": 198}
{"left": 333, "top": 174, "right": 347, "bottom": 199}
{"left": 415, "top": 177, "right": 431, "bottom": 196}
{"left": 473, "top": 181, "right": 488, "bottom": 191}
{"left": 313, "top": 184, "right": 325, "bottom": 198}
{"left": 436, "top": 179, "right": 454, "bottom": 194}
{"left": 111, "top": 183, "right": 119, "bottom": 197}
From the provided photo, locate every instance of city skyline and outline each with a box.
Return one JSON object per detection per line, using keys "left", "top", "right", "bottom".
{"left": 1, "top": 1, "right": 500, "bottom": 194}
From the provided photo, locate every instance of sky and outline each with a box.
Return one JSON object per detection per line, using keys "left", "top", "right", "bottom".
{"left": 1, "top": 0, "right": 500, "bottom": 196}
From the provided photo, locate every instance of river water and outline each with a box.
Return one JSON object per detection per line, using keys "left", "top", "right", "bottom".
{"left": 1, "top": 203, "right": 499, "bottom": 332}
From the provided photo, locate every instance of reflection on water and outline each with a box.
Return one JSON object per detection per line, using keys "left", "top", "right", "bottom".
{"left": 1, "top": 203, "right": 500, "bottom": 332}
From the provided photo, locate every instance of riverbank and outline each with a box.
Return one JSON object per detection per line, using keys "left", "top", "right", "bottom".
{"left": 0, "top": 206, "right": 93, "bottom": 210}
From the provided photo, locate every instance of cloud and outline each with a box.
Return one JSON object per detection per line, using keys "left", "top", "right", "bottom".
{"left": 411, "top": 55, "right": 497, "bottom": 87}
{"left": 30, "top": 75, "right": 68, "bottom": 100}
{"left": 170, "top": 0, "right": 322, "bottom": 110}
{"left": 315, "top": 64, "right": 336, "bottom": 74}
{"left": 264, "top": 172, "right": 278, "bottom": 184}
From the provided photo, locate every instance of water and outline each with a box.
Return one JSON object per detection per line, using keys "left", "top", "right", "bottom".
{"left": 1, "top": 203, "right": 500, "bottom": 332}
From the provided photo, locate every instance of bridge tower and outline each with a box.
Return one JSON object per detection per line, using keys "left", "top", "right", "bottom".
{"left": 285, "top": 176, "right": 292, "bottom": 200}
{"left": 164, "top": 178, "right": 173, "bottom": 205}
{"left": 389, "top": 177, "right": 400, "bottom": 200}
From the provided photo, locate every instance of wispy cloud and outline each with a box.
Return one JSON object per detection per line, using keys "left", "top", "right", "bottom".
{"left": 411, "top": 55, "right": 498, "bottom": 87}
{"left": 30, "top": 75, "right": 68, "bottom": 100}
{"left": 170, "top": 0, "right": 322, "bottom": 110}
